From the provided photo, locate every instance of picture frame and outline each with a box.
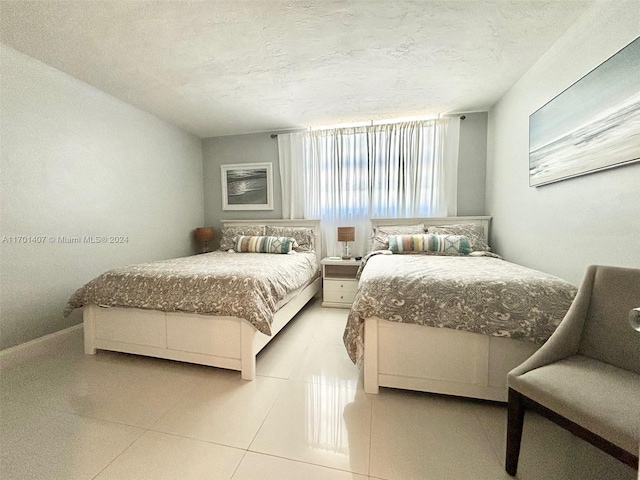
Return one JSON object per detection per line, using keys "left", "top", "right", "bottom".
{"left": 529, "top": 37, "right": 640, "bottom": 187}
{"left": 221, "top": 162, "right": 274, "bottom": 210}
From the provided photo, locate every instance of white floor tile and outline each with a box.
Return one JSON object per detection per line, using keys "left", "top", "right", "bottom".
{"left": 0, "top": 325, "right": 86, "bottom": 372}
{"left": 290, "top": 341, "right": 362, "bottom": 389}
{"left": 249, "top": 380, "right": 371, "bottom": 475}
{"left": 232, "top": 452, "right": 370, "bottom": 480}
{"left": 255, "top": 298, "right": 323, "bottom": 379}
{"left": 95, "top": 430, "right": 245, "bottom": 480}
{"left": 369, "top": 390, "right": 509, "bottom": 480}
{"left": 256, "top": 325, "right": 316, "bottom": 379}
{"left": 1, "top": 347, "right": 206, "bottom": 428}
{"left": 150, "top": 371, "right": 286, "bottom": 448}
{"left": 0, "top": 402, "right": 142, "bottom": 480}
{"left": 472, "top": 402, "right": 637, "bottom": 480}
{"left": 2, "top": 305, "right": 635, "bottom": 480}
{"left": 311, "top": 306, "right": 351, "bottom": 347}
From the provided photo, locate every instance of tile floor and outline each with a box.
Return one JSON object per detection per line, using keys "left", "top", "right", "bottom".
{"left": 1, "top": 297, "right": 636, "bottom": 480}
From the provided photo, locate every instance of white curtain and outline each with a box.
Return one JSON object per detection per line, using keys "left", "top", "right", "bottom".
{"left": 278, "top": 117, "right": 460, "bottom": 257}
{"left": 306, "top": 127, "right": 371, "bottom": 258}
{"left": 277, "top": 133, "right": 306, "bottom": 219}
{"left": 439, "top": 117, "right": 460, "bottom": 216}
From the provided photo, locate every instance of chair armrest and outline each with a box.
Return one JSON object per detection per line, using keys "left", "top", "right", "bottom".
{"left": 509, "top": 265, "right": 597, "bottom": 379}
{"left": 630, "top": 308, "right": 640, "bottom": 332}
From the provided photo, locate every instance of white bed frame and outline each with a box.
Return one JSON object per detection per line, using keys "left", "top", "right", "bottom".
{"left": 83, "top": 219, "right": 321, "bottom": 380}
{"left": 363, "top": 216, "right": 540, "bottom": 402}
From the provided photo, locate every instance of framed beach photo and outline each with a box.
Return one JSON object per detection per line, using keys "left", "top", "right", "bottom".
{"left": 529, "top": 36, "right": 640, "bottom": 187}
{"left": 221, "top": 162, "right": 274, "bottom": 210}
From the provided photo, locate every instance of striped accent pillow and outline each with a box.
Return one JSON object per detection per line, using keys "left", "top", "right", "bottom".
{"left": 233, "top": 235, "right": 298, "bottom": 254}
{"left": 388, "top": 234, "right": 472, "bottom": 255}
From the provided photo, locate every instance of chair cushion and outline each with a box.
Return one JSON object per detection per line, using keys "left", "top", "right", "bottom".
{"left": 509, "top": 355, "right": 640, "bottom": 454}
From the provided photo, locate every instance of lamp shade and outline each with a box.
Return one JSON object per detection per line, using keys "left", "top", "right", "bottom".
{"left": 337, "top": 227, "right": 355, "bottom": 242}
{"left": 195, "top": 227, "right": 214, "bottom": 242}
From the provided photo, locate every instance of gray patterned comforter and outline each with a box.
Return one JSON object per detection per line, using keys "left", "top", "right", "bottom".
{"left": 344, "top": 254, "right": 577, "bottom": 364}
{"left": 65, "top": 251, "right": 319, "bottom": 335}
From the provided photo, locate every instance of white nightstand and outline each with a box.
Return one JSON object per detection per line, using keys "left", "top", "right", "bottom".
{"left": 321, "top": 257, "right": 362, "bottom": 308}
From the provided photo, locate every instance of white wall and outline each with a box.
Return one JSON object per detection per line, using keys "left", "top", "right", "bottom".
{"left": 202, "top": 116, "right": 488, "bottom": 249}
{"left": 486, "top": 1, "right": 640, "bottom": 286}
{"left": 0, "top": 45, "right": 204, "bottom": 350}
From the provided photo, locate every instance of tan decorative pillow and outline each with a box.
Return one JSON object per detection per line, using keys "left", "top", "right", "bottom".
{"left": 426, "top": 224, "right": 490, "bottom": 252}
{"left": 219, "top": 225, "right": 265, "bottom": 251}
{"left": 265, "top": 226, "right": 315, "bottom": 252}
{"left": 369, "top": 224, "right": 425, "bottom": 251}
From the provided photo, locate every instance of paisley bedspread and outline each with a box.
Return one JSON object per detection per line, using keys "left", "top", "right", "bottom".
{"left": 344, "top": 254, "right": 577, "bottom": 365}
{"left": 65, "top": 251, "right": 319, "bottom": 335}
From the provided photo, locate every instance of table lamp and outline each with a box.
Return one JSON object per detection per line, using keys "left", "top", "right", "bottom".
{"left": 337, "top": 226, "right": 355, "bottom": 260}
{"left": 195, "top": 227, "right": 214, "bottom": 253}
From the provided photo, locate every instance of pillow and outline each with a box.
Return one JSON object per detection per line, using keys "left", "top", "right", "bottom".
{"left": 427, "top": 224, "right": 490, "bottom": 252}
{"left": 265, "top": 226, "right": 315, "bottom": 252}
{"left": 388, "top": 234, "right": 472, "bottom": 255}
{"left": 219, "top": 225, "right": 265, "bottom": 251}
{"left": 370, "top": 224, "right": 425, "bottom": 251}
{"left": 233, "top": 235, "right": 298, "bottom": 254}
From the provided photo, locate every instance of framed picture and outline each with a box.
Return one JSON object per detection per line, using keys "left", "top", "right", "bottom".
{"left": 529, "top": 37, "right": 640, "bottom": 187}
{"left": 221, "top": 162, "right": 274, "bottom": 210}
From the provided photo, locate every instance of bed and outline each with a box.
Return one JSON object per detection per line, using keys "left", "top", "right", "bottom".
{"left": 343, "top": 217, "right": 577, "bottom": 402}
{"left": 65, "top": 219, "right": 321, "bottom": 380}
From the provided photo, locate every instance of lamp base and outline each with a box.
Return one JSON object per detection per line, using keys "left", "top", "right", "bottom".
{"left": 341, "top": 241, "right": 351, "bottom": 261}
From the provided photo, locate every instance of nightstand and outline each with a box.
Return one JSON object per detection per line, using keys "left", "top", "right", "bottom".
{"left": 321, "top": 257, "right": 362, "bottom": 308}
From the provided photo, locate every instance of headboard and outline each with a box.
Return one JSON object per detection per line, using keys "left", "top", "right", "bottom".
{"left": 369, "top": 216, "right": 492, "bottom": 243}
{"left": 221, "top": 219, "right": 322, "bottom": 264}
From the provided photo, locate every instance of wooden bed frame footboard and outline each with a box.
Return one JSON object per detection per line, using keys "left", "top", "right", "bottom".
{"left": 363, "top": 318, "right": 539, "bottom": 401}
{"left": 83, "top": 219, "right": 322, "bottom": 379}
{"left": 84, "top": 277, "right": 320, "bottom": 380}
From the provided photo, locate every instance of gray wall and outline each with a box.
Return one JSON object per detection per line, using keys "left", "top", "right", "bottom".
{"left": 202, "top": 133, "right": 284, "bottom": 250}
{"left": 202, "top": 117, "right": 488, "bottom": 248}
{"left": 486, "top": 1, "right": 640, "bottom": 286}
{"left": 457, "top": 112, "right": 487, "bottom": 216}
{"left": 0, "top": 45, "right": 205, "bottom": 350}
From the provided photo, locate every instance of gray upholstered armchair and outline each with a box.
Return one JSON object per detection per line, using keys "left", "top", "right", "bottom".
{"left": 506, "top": 265, "right": 640, "bottom": 476}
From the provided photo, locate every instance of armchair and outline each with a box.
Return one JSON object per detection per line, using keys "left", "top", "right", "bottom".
{"left": 505, "top": 265, "right": 640, "bottom": 476}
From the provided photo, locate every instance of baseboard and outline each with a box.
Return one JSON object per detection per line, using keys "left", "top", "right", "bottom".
{"left": 0, "top": 324, "right": 82, "bottom": 369}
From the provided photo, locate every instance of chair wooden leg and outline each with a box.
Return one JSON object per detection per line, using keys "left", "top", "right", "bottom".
{"left": 506, "top": 388, "right": 525, "bottom": 476}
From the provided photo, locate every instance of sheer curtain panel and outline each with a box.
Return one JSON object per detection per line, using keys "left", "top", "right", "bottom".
{"left": 278, "top": 117, "right": 460, "bottom": 257}
{"left": 277, "top": 133, "right": 306, "bottom": 219}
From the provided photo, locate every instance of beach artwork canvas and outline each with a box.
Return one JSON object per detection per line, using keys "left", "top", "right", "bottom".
{"left": 529, "top": 37, "right": 640, "bottom": 187}
{"left": 221, "top": 163, "right": 273, "bottom": 210}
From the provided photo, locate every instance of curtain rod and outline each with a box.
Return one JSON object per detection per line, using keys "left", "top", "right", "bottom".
{"left": 270, "top": 115, "right": 466, "bottom": 138}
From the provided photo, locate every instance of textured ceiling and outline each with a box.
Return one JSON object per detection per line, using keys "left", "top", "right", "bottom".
{"left": 0, "top": 1, "right": 594, "bottom": 138}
